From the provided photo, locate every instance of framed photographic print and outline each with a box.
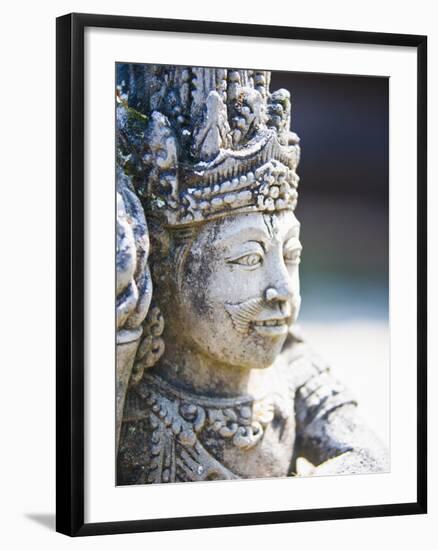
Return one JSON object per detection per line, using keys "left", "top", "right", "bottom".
{"left": 56, "top": 12, "right": 427, "bottom": 536}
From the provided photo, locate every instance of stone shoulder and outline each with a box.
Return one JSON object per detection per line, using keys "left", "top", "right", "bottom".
{"left": 278, "top": 328, "right": 357, "bottom": 428}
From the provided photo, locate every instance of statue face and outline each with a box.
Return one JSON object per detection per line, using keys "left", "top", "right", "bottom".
{"left": 166, "top": 210, "right": 302, "bottom": 369}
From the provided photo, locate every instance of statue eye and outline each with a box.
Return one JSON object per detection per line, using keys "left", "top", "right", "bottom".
{"left": 229, "top": 252, "right": 263, "bottom": 268}
{"left": 284, "top": 248, "right": 301, "bottom": 265}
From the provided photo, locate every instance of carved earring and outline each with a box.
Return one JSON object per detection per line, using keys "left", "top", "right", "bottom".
{"left": 130, "top": 305, "right": 165, "bottom": 386}
{"left": 265, "top": 288, "right": 279, "bottom": 302}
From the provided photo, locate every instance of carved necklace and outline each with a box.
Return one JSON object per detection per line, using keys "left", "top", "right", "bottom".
{"left": 134, "top": 372, "right": 280, "bottom": 451}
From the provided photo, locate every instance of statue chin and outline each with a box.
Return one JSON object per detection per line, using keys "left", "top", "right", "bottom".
{"left": 191, "top": 330, "right": 290, "bottom": 371}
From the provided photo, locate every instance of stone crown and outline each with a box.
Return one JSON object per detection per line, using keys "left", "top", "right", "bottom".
{"left": 116, "top": 65, "right": 301, "bottom": 227}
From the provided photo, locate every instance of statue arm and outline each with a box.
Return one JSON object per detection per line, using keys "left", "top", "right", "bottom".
{"left": 294, "top": 366, "right": 389, "bottom": 476}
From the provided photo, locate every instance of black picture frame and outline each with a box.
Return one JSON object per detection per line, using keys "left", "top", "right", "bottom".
{"left": 56, "top": 12, "right": 427, "bottom": 537}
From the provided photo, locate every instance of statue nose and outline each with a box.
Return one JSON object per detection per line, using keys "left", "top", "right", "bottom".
{"left": 265, "top": 285, "right": 292, "bottom": 303}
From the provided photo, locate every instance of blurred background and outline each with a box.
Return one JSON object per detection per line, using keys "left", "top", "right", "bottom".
{"left": 270, "top": 71, "right": 389, "bottom": 448}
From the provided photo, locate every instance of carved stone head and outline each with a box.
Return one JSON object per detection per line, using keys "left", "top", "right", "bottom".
{"left": 151, "top": 209, "right": 302, "bottom": 370}
{"left": 116, "top": 64, "right": 302, "bottom": 379}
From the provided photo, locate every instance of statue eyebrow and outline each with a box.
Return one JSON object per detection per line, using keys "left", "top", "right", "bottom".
{"left": 224, "top": 240, "right": 266, "bottom": 262}
{"left": 218, "top": 226, "right": 271, "bottom": 247}
{"left": 249, "top": 239, "right": 267, "bottom": 252}
{"left": 218, "top": 220, "right": 300, "bottom": 249}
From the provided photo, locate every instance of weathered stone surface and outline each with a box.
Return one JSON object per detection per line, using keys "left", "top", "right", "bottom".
{"left": 115, "top": 64, "right": 389, "bottom": 484}
{"left": 115, "top": 168, "right": 153, "bottom": 450}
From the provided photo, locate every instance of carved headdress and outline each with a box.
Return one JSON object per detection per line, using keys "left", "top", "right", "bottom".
{"left": 116, "top": 65, "right": 301, "bottom": 228}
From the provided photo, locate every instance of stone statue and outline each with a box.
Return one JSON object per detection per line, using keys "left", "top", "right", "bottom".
{"left": 115, "top": 64, "right": 388, "bottom": 484}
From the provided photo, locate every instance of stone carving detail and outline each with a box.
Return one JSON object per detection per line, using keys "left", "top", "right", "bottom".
{"left": 116, "top": 63, "right": 389, "bottom": 484}
{"left": 120, "top": 374, "right": 239, "bottom": 483}
{"left": 117, "top": 65, "right": 300, "bottom": 228}
{"left": 116, "top": 168, "right": 152, "bottom": 449}
{"left": 129, "top": 305, "right": 165, "bottom": 386}
{"left": 229, "top": 87, "right": 265, "bottom": 146}
{"left": 192, "top": 91, "right": 231, "bottom": 161}
{"left": 119, "top": 372, "right": 289, "bottom": 483}
{"left": 142, "top": 111, "right": 179, "bottom": 206}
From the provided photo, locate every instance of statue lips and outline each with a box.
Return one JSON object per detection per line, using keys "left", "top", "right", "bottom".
{"left": 225, "top": 298, "right": 296, "bottom": 338}
{"left": 252, "top": 316, "right": 291, "bottom": 337}
{"left": 252, "top": 299, "right": 297, "bottom": 337}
